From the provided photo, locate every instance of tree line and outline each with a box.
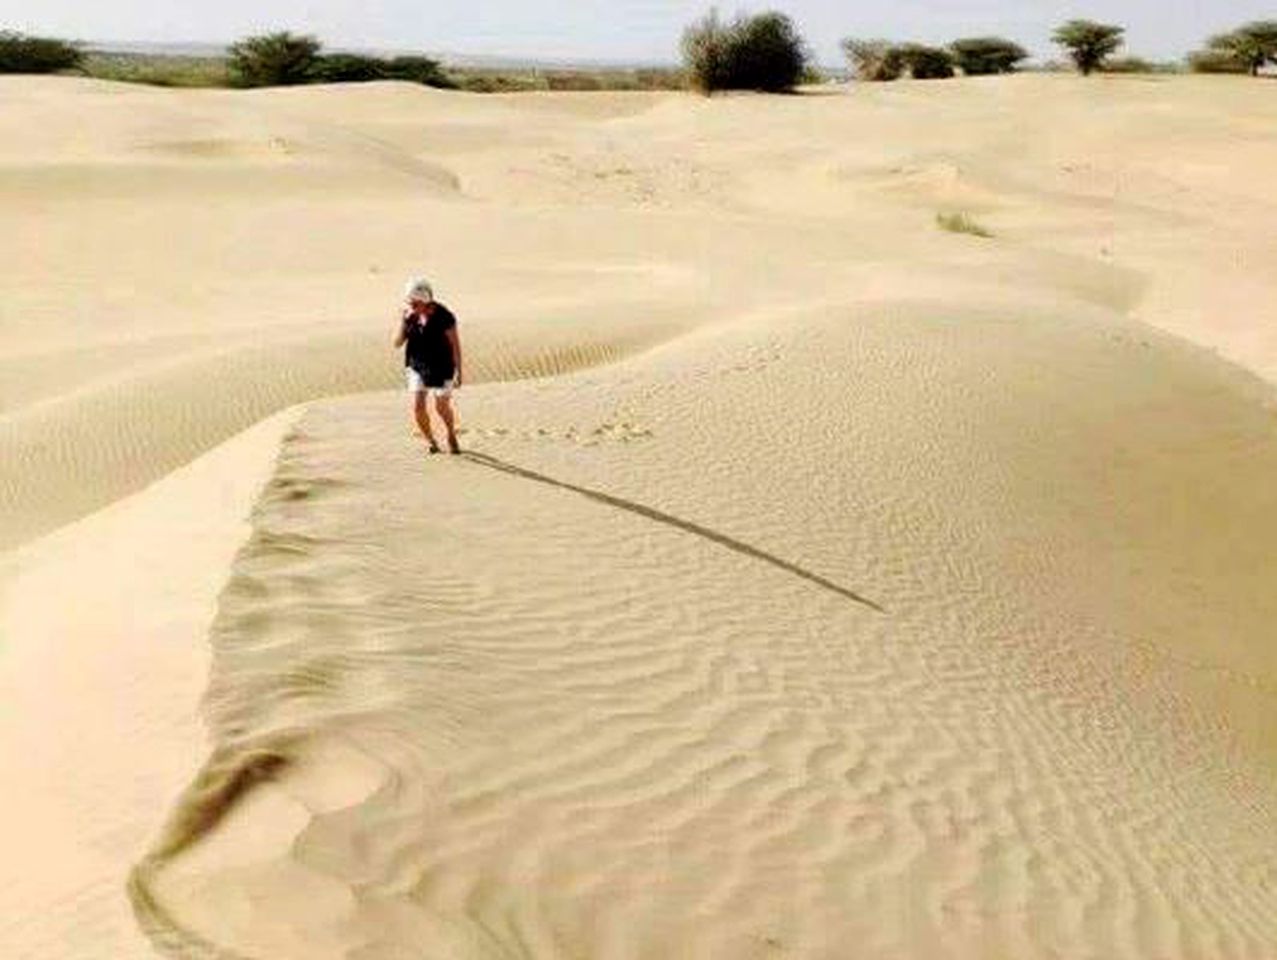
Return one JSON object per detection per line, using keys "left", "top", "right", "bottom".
{"left": 0, "top": 30, "right": 454, "bottom": 88}
{"left": 684, "top": 14, "right": 1277, "bottom": 92}
{"left": 3, "top": 16, "right": 1277, "bottom": 93}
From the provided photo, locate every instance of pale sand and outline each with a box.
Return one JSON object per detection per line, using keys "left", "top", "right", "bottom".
{"left": 2, "top": 73, "right": 1277, "bottom": 958}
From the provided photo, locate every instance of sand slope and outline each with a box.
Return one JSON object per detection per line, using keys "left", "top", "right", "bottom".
{"left": 2, "top": 74, "right": 1277, "bottom": 959}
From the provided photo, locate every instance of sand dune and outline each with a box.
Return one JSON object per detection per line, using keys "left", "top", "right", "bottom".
{"left": 132, "top": 302, "right": 1277, "bottom": 959}
{"left": 3, "top": 73, "right": 1277, "bottom": 958}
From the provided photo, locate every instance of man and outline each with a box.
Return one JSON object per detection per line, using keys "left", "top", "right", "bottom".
{"left": 393, "top": 277, "right": 463, "bottom": 454}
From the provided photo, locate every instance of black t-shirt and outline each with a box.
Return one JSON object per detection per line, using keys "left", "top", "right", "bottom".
{"left": 402, "top": 303, "right": 457, "bottom": 377}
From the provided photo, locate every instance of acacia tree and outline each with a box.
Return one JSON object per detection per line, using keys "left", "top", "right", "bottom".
{"left": 1204, "top": 21, "right": 1277, "bottom": 76}
{"left": 229, "top": 31, "right": 321, "bottom": 86}
{"left": 1052, "top": 20, "right": 1125, "bottom": 76}
{"left": 949, "top": 37, "right": 1028, "bottom": 75}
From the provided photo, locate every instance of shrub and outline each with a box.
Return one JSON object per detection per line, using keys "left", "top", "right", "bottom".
{"left": 0, "top": 30, "right": 83, "bottom": 73}
{"left": 843, "top": 39, "right": 904, "bottom": 81}
{"left": 308, "top": 53, "right": 387, "bottom": 84}
{"left": 454, "top": 72, "right": 540, "bottom": 93}
{"left": 1187, "top": 49, "right": 1249, "bottom": 74}
{"left": 543, "top": 71, "right": 604, "bottom": 91}
{"left": 683, "top": 10, "right": 731, "bottom": 92}
{"left": 1102, "top": 56, "right": 1179, "bottom": 74}
{"left": 384, "top": 55, "right": 454, "bottom": 88}
{"left": 682, "top": 9, "right": 809, "bottom": 94}
{"left": 1052, "top": 20, "right": 1125, "bottom": 76}
{"left": 949, "top": 37, "right": 1028, "bottom": 75}
{"left": 228, "top": 31, "right": 321, "bottom": 87}
{"left": 79, "top": 53, "right": 229, "bottom": 87}
{"left": 936, "top": 212, "right": 993, "bottom": 238}
{"left": 897, "top": 43, "right": 955, "bottom": 79}
{"left": 633, "top": 68, "right": 687, "bottom": 90}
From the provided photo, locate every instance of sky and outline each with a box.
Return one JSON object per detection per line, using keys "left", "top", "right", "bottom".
{"left": 2, "top": 1, "right": 1272, "bottom": 65}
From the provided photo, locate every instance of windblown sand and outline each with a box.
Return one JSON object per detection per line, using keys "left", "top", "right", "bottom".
{"left": 2, "top": 74, "right": 1276, "bottom": 959}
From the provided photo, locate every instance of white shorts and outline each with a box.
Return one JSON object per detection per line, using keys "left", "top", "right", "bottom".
{"left": 406, "top": 368, "right": 455, "bottom": 396}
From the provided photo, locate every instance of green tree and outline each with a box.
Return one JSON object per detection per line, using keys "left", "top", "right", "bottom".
{"left": 842, "top": 39, "right": 904, "bottom": 81}
{"left": 1052, "top": 20, "right": 1125, "bottom": 76}
{"left": 0, "top": 31, "right": 84, "bottom": 73}
{"left": 897, "top": 43, "right": 954, "bottom": 79}
{"left": 682, "top": 9, "right": 809, "bottom": 94}
{"left": 1204, "top": 21, "right": 1277, "bottom": 76}
{"left": 949, "top": 37, "right": 1028, "bottom": 75}
{"left": 228, "top": 31, "right": 321, "bottom": 87}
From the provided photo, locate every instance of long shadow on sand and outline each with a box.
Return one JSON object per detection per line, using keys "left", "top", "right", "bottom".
{"left": 463, "top": 451, "right": 885, "bottom": 614}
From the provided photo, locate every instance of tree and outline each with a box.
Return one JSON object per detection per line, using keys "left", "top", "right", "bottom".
{"left": 1052, "top": 20, "right": 1125, "bottom": 76}
{"left": 681, "top": 9, "right": 809, "bottom": 94}
{"left": 842, "top": 39, "right": 904, "bottom": 81}
{"left": 1204, "top": 21, "right": 1277, "bottom": 76}
{"left": 0, "top": 31, "right": 83, "bottom": 73}
{"left": 949, "top": 37, "right": 1028, "bottom": 75}
{"left": 228, "top": 31, "right": 321, "bottom": 87}
{"left": 897, "top": 43, "right": 954, "bottom": 79}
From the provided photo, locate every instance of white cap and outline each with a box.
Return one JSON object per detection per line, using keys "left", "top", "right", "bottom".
{"left": 404, "top": 277, "right": 434, "bottom": 303}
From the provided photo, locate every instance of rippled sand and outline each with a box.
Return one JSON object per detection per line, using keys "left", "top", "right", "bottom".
{"left": 3, "top": 74, "right": 1277, "bottom": 959}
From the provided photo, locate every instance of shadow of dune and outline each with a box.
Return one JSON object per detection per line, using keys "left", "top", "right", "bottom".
{"left": 463, "top": 451, "right": 886, "bottom": 614}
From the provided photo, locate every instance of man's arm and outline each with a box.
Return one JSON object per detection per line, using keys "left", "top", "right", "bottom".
{"left": 392, "top": 310, "right": 410, "bottom": 348}
{"left": 446, "top": 326, "right": 463, "bottom": 385}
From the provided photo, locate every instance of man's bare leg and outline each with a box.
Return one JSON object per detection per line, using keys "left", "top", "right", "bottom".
{"left": 413, "top": 392, "right": 440, "bottom": 452}
{"left": 435, "top": 392, "right": 460, "bottom": 453}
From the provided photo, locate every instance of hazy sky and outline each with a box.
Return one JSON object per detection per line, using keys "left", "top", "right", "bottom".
{"left": 3, "top": 1, "right": 1271, "bottom": 64}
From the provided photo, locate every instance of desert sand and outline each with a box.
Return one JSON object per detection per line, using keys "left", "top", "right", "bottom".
{"left": 2, "top": 73, "right": 1276, "bottom": 959}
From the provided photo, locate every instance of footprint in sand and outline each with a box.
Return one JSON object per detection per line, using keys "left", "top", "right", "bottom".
{"left": 458, "top": 422, "right": 654, "bottom": 445}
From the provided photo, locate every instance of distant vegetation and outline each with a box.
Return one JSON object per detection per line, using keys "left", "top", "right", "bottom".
{"left": 949, "top": 38, "right": 1028, "bottom": 75}
{"left": 0, "top": 30, "right": 83, "bottom": 73}
{"left": 1190, "top": 21, "right": 1277, "bottom": 75}
{"left": 845, "top": 22, "right": 1193, "bottom": 81}
{"left": 845, "top": 35, "right": 1026, "bottom": 81}
{"left": 7, "top": 17, "right": 1277, "bottom": 93}
{"left": 79, "top": 52, "right": 229, "bottom": 87}
{"left": 1103, "top": 56, "right": 1179, "bottom": 75}
{"left": 1052, "top": 20, "right": 1125, "bottom": 76}
{"left": 311, "top": 53, "right": 454, "bottom": 88}
{"left": 450, "top": 66, "right": 685, "bottom": 93}
{"left": 681, "top": 9, "right": 809, "bottom": 94}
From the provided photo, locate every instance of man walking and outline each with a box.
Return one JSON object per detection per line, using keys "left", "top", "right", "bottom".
{"left": 394, "top": 278, "right": 463, "bottom": 454}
